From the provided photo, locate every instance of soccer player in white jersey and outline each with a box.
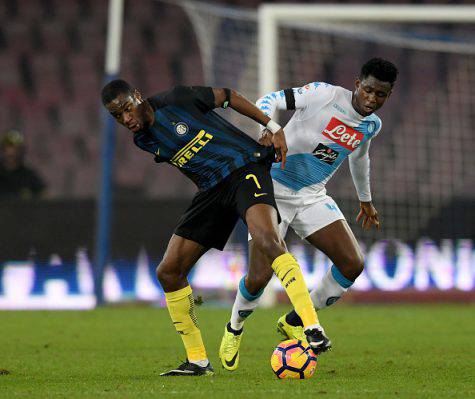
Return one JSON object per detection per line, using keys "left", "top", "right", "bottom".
{"left": 219, "top": 58, "right": 398, "bottom": 370}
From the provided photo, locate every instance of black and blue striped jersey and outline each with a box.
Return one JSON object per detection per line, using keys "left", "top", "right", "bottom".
{"left": 133, "top": 86, "right": 274, "bottom": 191}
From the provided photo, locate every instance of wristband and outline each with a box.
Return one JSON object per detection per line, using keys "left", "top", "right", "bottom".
{"left": 222, "top": 88, "right": 231, "bottom": 109}
{"left": 266, "top": 120, "right": 281, "bottom": 134}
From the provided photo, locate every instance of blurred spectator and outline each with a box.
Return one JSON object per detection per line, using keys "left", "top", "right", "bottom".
{"left": 0, "top": 129, "right": 46, "bottom": 200}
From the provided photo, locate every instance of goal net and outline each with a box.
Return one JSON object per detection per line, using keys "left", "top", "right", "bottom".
{"left": 175, "top": 0, "right": 475, "bottom": 246}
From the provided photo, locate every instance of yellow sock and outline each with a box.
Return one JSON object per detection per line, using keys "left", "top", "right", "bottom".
{"left": 164, "top": 285, "right": 207, "bottom": 362}
{"left": 272, "top": 253, "right": 319, "bottom": 328}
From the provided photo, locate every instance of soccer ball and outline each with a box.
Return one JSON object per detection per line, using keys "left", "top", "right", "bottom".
{"left": 270, "top": 339, "right": 317, "bottom": 379}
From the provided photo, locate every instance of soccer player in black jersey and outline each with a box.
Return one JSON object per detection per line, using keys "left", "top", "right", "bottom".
{"left": 101, "top": 80, "right": 329, "bottom": 376}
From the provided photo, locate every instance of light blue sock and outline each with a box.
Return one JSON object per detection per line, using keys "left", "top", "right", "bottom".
{"left": 310, "top": 265, "right": 354, "bottom": 309}
{"left": 230, "top": 276, "right": 264, "bottom": 330}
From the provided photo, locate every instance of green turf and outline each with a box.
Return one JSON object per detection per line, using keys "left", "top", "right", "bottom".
{"left": 0, "top": 304, "right": 473, "bottom": 398}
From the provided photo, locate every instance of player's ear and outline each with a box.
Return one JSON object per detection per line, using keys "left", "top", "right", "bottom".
{"left": 354, "top": 77, "right": 361, "bottom": 91}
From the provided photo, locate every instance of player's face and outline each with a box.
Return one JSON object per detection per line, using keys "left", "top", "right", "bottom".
{"left": 106, "top": 90, "right": 145, "bottom": 133}
{"left": 353, "top": 76, "right": 392, "bottom": 116}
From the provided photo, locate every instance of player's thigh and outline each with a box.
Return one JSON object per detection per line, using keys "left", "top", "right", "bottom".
{"left": 245, "top": 197, "right": 294, "bottom": 290}
{"left": 246, "top": 196, "right": 294, "bottom": 243}
{"left": 245, "top": 204, "right": 284, "bottom": 259}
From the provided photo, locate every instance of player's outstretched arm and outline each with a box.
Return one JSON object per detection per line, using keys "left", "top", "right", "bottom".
{"left": 349, "top": 140, "right": 372, "bottom": 202}
{"left": 212, "top": 88, "right": 287, "bottom": 168}
{"left": 349, "top": 139, "right": 380, "bottom": 230}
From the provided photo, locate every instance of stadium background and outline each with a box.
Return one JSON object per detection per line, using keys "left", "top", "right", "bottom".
{"left": 0, "top": 0, "right": 474, "bottom": 309}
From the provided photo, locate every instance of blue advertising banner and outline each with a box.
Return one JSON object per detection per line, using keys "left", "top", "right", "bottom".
{"left": 1, "top": 239, "right": 473, "bottom": 309}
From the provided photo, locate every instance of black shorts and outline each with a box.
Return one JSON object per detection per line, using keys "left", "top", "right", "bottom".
{"left": 174, "top": 161, "right": 280, "bottom": 250}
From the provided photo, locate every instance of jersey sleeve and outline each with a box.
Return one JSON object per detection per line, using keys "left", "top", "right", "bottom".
{"left": 164, "top": 85, "right": 215, "bottom": 113}
{"left": 255, "top": 89, "right": 288, "bottom": 123}
{"left": 291, "top": 82, "right": 334, "bottom": 109}
{"left": 190, "top": 86, "right": 215, "bottom": 112}
{"left": 256, "top": 82, "right": 334, "bottom": 131}
{"left": 348, "top": 113, "right": 383, "bottom": 202}
{"left": 348, "top": 139, "right": 372, "bottom": 202}
{"left": 373, "top": 116, "right": 382, "bottom": 137}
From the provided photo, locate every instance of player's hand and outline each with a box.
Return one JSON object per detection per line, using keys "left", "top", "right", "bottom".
{"left": 259, "top": 129, "right": 273, "bottom": 147}
{"left": 271, "top": 129, "right": 287, "bottom": 169}
{"left": 356, "top": 201, "right": 380, "bottom": 231}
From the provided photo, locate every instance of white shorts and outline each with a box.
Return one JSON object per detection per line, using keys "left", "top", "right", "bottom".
{"left": 248, "top": 181, "right": 345, "bottom": 241}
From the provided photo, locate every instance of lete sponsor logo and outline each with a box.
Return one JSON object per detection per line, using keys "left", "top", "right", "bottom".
{"left": 322, "top": 117, "right": 363, "bottom": 151}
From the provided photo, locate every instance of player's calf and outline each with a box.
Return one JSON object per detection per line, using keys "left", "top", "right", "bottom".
{"left": 245, "top": 266, "right": 273, "bottom": 295}
{"left": 333, "top": 251, "right": 365, "bottom": 282}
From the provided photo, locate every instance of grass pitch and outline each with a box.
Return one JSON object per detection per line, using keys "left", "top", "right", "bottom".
{"left": 1, "top": 304, "right": 473, "bottom": 398}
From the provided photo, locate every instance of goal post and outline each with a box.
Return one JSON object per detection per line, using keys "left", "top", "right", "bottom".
{"left": 258, "top": 4, "right": 475, "bottom": 95}
{"left": 174, "top": 0, "right": 475, "bottom": 243}
{"left": 95, "top": 0, "right": 125, "bottom": 305}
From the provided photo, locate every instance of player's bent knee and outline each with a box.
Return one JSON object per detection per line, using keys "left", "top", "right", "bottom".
{"left": 155, "top": 264, "right": 170, "bottom": 287}
{"left": 252, "top": 234, "right": 286, "bottom": 261}
{"left": 156, "top": 262, "right": 186, "bottom": 291}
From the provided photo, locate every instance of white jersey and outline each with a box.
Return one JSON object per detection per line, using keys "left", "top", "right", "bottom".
{"left": 257, "top": 82, "right": 382, "bottom": 202}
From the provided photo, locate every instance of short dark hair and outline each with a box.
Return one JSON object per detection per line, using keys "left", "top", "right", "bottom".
{"left": 101, "top": 79, "right": 134, "bottom": 105}
{"left": 360, "top": 58, "right": 398, "bottom": 86}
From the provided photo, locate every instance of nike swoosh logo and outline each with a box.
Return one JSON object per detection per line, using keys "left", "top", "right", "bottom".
{"left": 280, "top": 269, "right": 292, "bottom": 282}
{"left": 254, "top": 193, "right": 267, "bottom": 197}
{"left": 309, "top": 340, "right": 324, "bottom": 347}
{"left": 160, "top": 369, "right": 194, "bottom": 376}
{"left": 225, "top": 352, "right": 239, "bottom": 368}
